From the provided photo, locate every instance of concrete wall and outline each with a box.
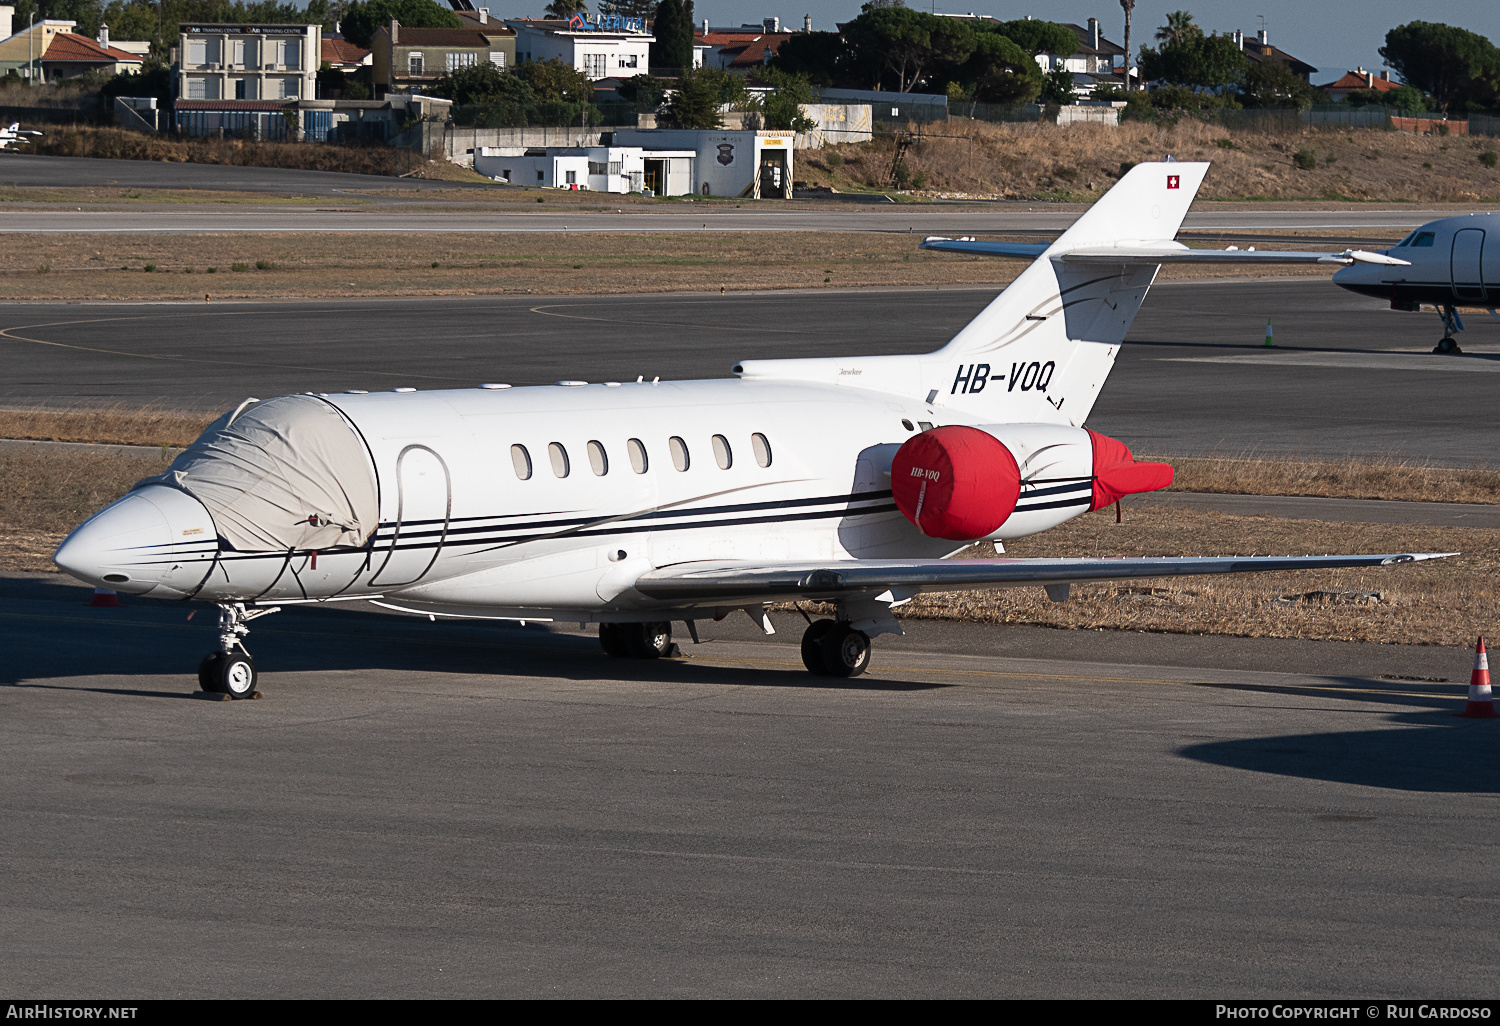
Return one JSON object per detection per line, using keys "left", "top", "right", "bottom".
{"left": 796, "top": 103, "right": 872, "bottom": 148}
{"left": 445, "top": 125, "right": 609, "bottom": 166}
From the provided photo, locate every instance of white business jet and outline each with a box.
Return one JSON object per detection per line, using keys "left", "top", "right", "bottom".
{"left": 54, "top": 162, "right": 1443, "bottom": 698}
{"left": 1331, "top": 213, "right": 1500, "bottom": 353}
{"left": 0, "top": 122, "right": 43, "bottom": 150}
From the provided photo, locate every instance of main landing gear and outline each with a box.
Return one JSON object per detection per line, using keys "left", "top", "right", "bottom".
{"left": 199, "top": 603, "right": 279, "bottom": 699}
{"left": 800, "top": 618, "right": 872, "bottom": 678}
{"left": 1434, "top": 304, "right": 1465, "bottom": 354}
{"left": 599, "top": 621, "right": 681, "bottom": 659}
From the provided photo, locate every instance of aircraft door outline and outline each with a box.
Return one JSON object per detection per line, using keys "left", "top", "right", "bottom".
{"left": 1451, "top": 228, "right": 1486, "bottom": 302}
{"left": 369, "top": 444, "right": 452, "bottom": 588}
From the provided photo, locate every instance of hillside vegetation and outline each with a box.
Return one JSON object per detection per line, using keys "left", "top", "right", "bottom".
{"left": 801, "top": 119, "right": 1500, "bottom": 202}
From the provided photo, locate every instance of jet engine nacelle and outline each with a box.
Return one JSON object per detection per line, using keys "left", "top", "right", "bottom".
{"left": 890, "top": 424, "right": 1173, "bottom": 541}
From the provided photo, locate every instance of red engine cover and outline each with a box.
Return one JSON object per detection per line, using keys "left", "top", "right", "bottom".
{"left": 1088, "top": 429, "right": 1174, "bottom": 509}
{"left": 890, "top": 425, "right": 1021, "bottom": 540}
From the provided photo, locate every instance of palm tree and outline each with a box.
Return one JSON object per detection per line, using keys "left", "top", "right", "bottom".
{"left": 545, "top": 0, "right": 589, "bottom": 18}
{"left": 1120, "top": 0, "right": 1134, "bottom": 91}
{"left": 1155, "top": 10, "right": 1200, "bottom": 47}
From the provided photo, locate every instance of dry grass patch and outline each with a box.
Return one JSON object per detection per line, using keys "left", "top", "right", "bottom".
{"left": 0, "top": 407, "right": 214, "bottom": 448}
{"left": 33, "top": 126, "right": 420, "bottom": 178}
{"left": 1163, "top": 455, "right": 1500, "bottom": 505}
{"left": 805, "top": 119, "right": 1500, "bottom": 202}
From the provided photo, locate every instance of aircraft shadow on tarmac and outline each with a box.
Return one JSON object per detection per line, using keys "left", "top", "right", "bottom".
{"left": 1127, "top": 338, "right": 1500, "bottom": 359}
{"left": 1179, "top": 706, "right": 1500, "bottom": 793}
{"left": 2, "top": 576, "right": 947, "bottom": 696}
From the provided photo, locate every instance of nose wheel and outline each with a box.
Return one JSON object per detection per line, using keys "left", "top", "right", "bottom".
{"left": 1434, "top": 304, "right": 1465, "bottom": 354}
{"left": 800, "top": 618, "right": 871, "bottom": 678}
{"left": 199, "top": 602, "right": 278, "bottom": 699}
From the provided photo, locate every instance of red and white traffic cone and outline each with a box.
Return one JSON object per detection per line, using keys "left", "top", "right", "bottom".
{"left": 89, "top": 588, "right": 122, "bottom": 608}
{"left": 1460, "top": 636, "right": 1498, "bottom": 719}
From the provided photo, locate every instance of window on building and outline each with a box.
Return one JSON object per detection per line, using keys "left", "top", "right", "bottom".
{"left": 537, "top": 170, "right": 544, "bottom": 182}
{"left": 565, "top": 170, "right": 576, "bottom": 185}
{"left": 281, "top": 77, "right": 299, "bottom": 99}
{"left": 627, "top": 438, "right": 648, "bottom": 474}
{"left": 668, "top": 436, "right": 690, "bottom": 472}
{"left": 751, "top": 433, "right": 772, "bottom": 468}
{"left": 587, "top": 440, "right": 609, "bottom": 476}
{"left": 231, "top": 39, "right": 245, "bottom": 66}
{"left": 549, "top": 442, "right": 570, "bottom": 478}
{"left": 187, "top": 40, "right": 207, "bottom": 65}
{"left": 583, "top": 53, "right": 606, "bottom": 78}
{"left": 511, "top": 444, "right": 532, "bottom": 480}
{"left": 619, "top": 54, "right": 638, "bottom": 68}
{"left": 408, "top": 52, "right": 424, "bottom": 76}
{"left": 281, "top": 39, "right": 301, "bottom": 70}
{"left": 588, "top": 161, "right": 607, "bottom": 175}
{"left": 186, "top": 77, "right": 207, "bottom": 99}
{"left": 234, "top": 79, "right": 246, "bottom": 99}
{"left": 489, "top": 51, "right": 506, "bottom": 68}
{"left": 712, "top": 434, "right": 732, "bottom": 470}
{"left": 446, "top": 51, "right": 476, "bottom": 72}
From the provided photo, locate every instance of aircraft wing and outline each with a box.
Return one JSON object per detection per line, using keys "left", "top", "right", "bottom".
{"left": 920, "top": 237, "right": 1409, "bottom": 266}
{"left": 634, "top": 552, "right": 1453, "bottom": 603}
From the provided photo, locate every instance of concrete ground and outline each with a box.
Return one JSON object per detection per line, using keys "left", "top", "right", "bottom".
{"left": 2, "top": 571, "right": 1496, "bottom": 998}
{"left": 2, "top": 279, "right": 1495, "bottom": 464}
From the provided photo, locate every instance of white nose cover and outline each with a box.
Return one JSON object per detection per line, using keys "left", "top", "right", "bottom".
{"left": 54, "top": 485, "right": 217, "bottom": 597}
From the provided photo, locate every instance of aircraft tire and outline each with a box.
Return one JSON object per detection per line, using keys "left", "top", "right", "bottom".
{"left": 216, "top": 652, "right": 258, "bottom": 699}
{"left": 1434, "top": 337, "right": 1463, "bottom": 354}
{"left": 198, "top": 652, "right": 226, "bottom": 693}
{"left": 623, "top": 621, "right": 673, "bottom": 659}
{"left": 599, "top": 623, "right": 629, "bottom": 657}
{"left": 800, "top": 619, "right": 837, "bottom": 674}
{"left": 818, "top": 623, "right": 871, "bottom": 678}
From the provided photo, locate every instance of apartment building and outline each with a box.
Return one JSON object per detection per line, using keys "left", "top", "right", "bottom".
{"left": 370, "top": 22, "right": 516, "bottom": 97}
{"left": 176, "top": 23, "right": 319, "bottom": 101}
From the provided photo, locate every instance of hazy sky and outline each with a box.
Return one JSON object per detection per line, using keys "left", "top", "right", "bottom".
{"left": 671, "top": 0, "right": 1500, "bottom": 82}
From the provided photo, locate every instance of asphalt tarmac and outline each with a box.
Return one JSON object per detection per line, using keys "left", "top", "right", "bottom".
{"left": 3, "top": 570, "right": 1496, "bottom": 998}
{"left": 2, "top": 278, "right": 1495, "bottom": 464}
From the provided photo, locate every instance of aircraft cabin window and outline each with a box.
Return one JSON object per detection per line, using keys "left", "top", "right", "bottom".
{"left": 587, "top": 440, "right": 608, "bottom": 476}
{"left": 511, "top": 444, "right": 532, "bottom": 481}
{"left": 549, "top": 442, "right": 570, "bottom": 478}
{"left": 627, "top": 438, "right": 648, "bottom": 473}
{"left": 1412, "top": 232, "right": 1436, "bottom": 247}
{"left": 901, "top": 419, "right": 915, "bottom": 431}
{"left": 669, "top": 436, "right": 690, "bottom": 472}
{"left": 751, "top": 432, "right": 772, "bottom": 468}
{"left": 712, "top": 434, "right": 732, "bottom": 469}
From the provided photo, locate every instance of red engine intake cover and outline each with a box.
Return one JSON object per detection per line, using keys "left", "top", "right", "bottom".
{"left": 890, "top": 425, "right": 1021, "bottom": 540}
{"left": 1088, "top": 429, "right": 1174, "bottom": 509}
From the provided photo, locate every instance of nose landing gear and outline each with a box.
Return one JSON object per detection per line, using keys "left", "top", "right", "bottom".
{"left": 1434, "top": 304, "right": 1465, "bottom": 354}
{"left": 199, "top": 602, "right": 279, "bottom": 699}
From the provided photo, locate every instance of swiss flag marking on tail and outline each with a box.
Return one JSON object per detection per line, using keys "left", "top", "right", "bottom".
{"left": 1167, "top": 175, "right": 1180, "bottom": 189}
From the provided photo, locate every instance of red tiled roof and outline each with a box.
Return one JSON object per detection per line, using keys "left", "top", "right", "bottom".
{"left": 322, "top": 37, "right": 370, "bottom": 64}
{"left": 42, "top": 32, "right": 143, "bottom": 64}
{"left": 1320, "top": 70, "right": 1399, "bottom": 92}
{"left": 697, "top": 32, "right": 791, "bottom": 69}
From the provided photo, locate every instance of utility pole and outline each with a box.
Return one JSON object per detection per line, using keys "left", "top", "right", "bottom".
{"left": 1119, "top": 0, "right": 1134, "bottom": 91}
{"left": 28, "top": 12, "right": 34, "bottom": 87}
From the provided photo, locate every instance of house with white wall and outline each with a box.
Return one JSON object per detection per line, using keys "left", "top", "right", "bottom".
{"left": 505, "top": 16, "right": 652, "bottom": 80}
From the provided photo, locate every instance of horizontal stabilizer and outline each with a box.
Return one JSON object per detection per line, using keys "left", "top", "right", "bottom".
{"left": 635, "top": 552, "right": 1454, "bottom": 603}
{"left": 1057, "top": 246, "right": 1410, "bottom": 266}
{"left": 920, "top": 237, "right": 1050, "bottom": 259}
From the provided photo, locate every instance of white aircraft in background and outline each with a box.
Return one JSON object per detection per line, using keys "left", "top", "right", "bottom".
{"left": 54, "top": 162, "right": 1445, "bottom": 698}
{"left": 1331, "top": 213, "right": 1500, "bottom": 353}
{"left": 0, "top": 122, "right": 42, "bottom": 151}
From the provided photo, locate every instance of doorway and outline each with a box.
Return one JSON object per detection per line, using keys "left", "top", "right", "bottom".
{"left": 369, "top": 445, "right": 451, "bottom": 587}
{"left": 757, "top": 148, "right": 789, "bottom": 199}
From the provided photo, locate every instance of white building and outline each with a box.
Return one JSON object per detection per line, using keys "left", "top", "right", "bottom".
{"left": 612, "top": 129, "right": 794, "bottom": 199}
{"left": 177, "top": 22, "right": 319, "bottom": 101}
{"left": 475, "top": 145, "right": 695, "bottom": 195}
{"left": 504, "top": 16, "right": 652, "bottom": 81}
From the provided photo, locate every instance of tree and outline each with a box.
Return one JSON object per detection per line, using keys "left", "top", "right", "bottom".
{"left": 664, "top": 68, "right": 722, "bottom": 128}
{"left": 514, "top": 58, "right": 593, "bottom": 104}
{"left": 616, "top": 72, "right": 665, "bottom": 109}
{"left": 756, "top": 67, "right": 816, "bottom": 133}
{"left": 1040, "top": 68, "right": 1075, "bottom": 105}
{"left": 1154, "top": 10, "right": 1201, "bottom": 47}
{"left": 598, "top": 0, "right": 656, "bottom": 19}
{"left": 843, "top": 7, "right": 974, "bottom": 93}
{"left": 1379, "top": 21, "right": 1500, "bottom": 112}
{"left": 995, "top": 19, "right": 1078, "bottom": 59}
{"left": 1239, "top": 60, "right": 1317, "bottom": 109}
{"left": 650, "top": 0, "right": 695, "bottom": 72}
{"left": 544, "top": 0, "right": 587, "bottom": 18}
{"left": 340, "top": 0, "right": 461, "bottom": 49}
{"left": 959, "top": 31, "right": 1042, "bottom": 104}
{"left": 770, "top": 30, "right": 847, "bottom": 86}
{"left": 1120, "top": 0, "right": 1135, "bottom": 90}
{"left": 1139, "top": 31, "right": 1246, "bottom": 89}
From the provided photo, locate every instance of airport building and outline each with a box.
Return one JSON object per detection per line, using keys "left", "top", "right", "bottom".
{"left": 474, "top": 144, "right": 695, "bottom": 194}
{"left": 505, "top": 16, "right": 653, "bottom": 81}
{"left": 176, "top": 22, "right": 320, "bottom": 101}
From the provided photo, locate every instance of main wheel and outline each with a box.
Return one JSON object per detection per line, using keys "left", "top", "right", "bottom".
{"left": 800, "top": 618, "right": 837, "bottom": 674}
{"left": 622, "top": 621, "right": 673, "bottom": 659}
{"left": 599, "top": 623, "right": 629, "bottom": 657}
{"left": 818, "top": 623, "right": 872, "bottom": 678}
{"left": 198, "top": 652, "right": 226, "bottom": 693}
{"left": 215, "top": 652, "right": 258, "bottom": 699}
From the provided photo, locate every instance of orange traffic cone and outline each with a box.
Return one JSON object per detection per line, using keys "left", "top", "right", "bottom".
{"left": 1460, "top": 636, "right": 1498, "bottom": 718}
{"left": 89, "top": 588, "right": 121, "bottom": 608}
